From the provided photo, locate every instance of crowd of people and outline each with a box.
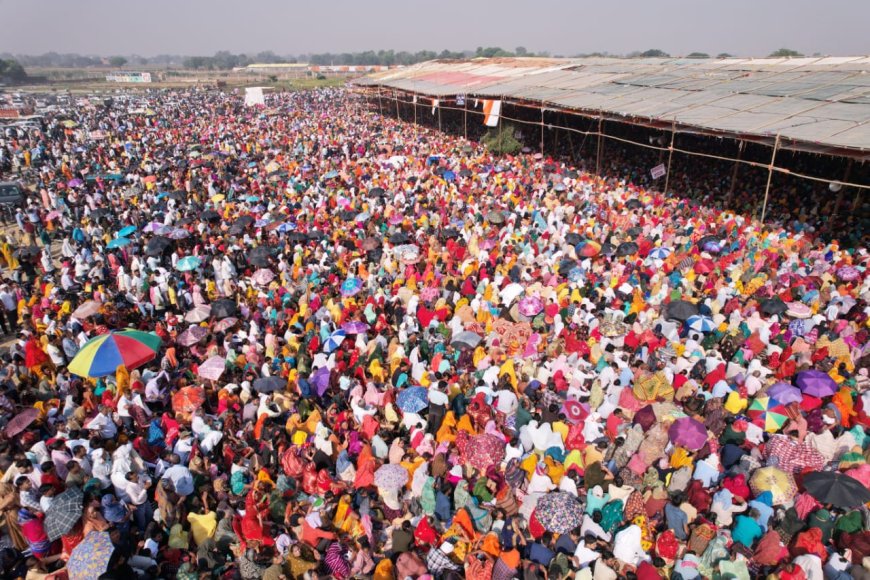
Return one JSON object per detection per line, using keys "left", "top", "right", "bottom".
{"left": 0, "top": 86, "right": 866, "bottom": 579}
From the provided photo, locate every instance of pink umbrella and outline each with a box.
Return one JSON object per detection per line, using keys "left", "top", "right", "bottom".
{"left": 72, "top": 300, "right": 102, "bottom": 320}
{"left": 518, "top": 296, "right": 544, "bottom": 317}
{"left": 251, "top": 269, "right": 275, "bottom": 285}
{"left": 184, "top": 305, "right": 212, "bottom": 323}
{"left": 45, "top": 211, "right": 62, "bottom": 221}
{"left": 177, "top": 325, "right": 208, "bottom": 347}
{"left": 667, "top": 417, "right": 709, "bottom": 451}
{"left": 198, "top": 356, "right": 226, "bottom": 381}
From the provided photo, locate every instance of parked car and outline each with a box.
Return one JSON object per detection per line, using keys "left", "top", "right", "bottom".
{"left": 0, "top": 182, "right": 24, "bottom": 205}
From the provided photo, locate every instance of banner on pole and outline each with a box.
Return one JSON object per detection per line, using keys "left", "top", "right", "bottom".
{"left": 483, "top": 100, "right": 502, "bottom": 127}
{"left": 650, "top": 163, "right": 667, "bottom": 180}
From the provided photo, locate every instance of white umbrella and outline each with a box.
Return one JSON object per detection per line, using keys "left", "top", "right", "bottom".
{"left": 184, "top": 305, "right": 212, "bottom": 323}
{"left": 500, "top": 283, "right": 525, "bottom": 306}
{"left": 198, "top": 356, "right": 226, "bottom": 381}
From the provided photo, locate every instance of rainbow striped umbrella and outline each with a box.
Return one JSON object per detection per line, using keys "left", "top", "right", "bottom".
{"left": 68, "top": 330, "right": 162, "bottom": 377}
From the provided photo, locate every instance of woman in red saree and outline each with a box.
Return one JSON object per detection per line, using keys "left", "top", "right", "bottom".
{"left": 241, "top": 480, "right": 275, "bottom": 547}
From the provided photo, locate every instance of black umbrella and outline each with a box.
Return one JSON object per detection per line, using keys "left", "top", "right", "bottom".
{"left": 234, "top": 216, "right": 255, "bottom": 228}
{"left": 306, "top": 231, "right": 326, "bottom": 242}
{"left": 14, "top": 246, "right": 41, "bottom": 259}
{"left": 616, "top": 242, "right": 639, "bottom": 257}
{"left": 803, "top": 472, "right": 870, "bottom": 509}
{"left": 247, "top": 247, "right": 271, "bottom": 267}
{"left": 664, "top": 300, "right": 699, "bottom": 322}
{"left": 458, "top": 169, "right": 473, "bottom": 178}
{"left": 253, "top": 376, "right": 285, "bottom": 393}
{"left": 565, "top": 233, "right": 584, "bottom": 247}
{"left": 625, "top": 199, "right": 643, "bottom": 210}
{"left": 201, "top": 210, "right": 220, "bottom": 221}
{"left": 558, "top": 258, "right": 578, "bottom": 273}
{"left": 626, "top": 227, "right": 642, "bottom": 239}
{"left": 89, "top": 208, "right": 110, "bottom": 220}
{"left": 167, "top": 190, "right": 187, "bottom": 201}
{"left": 211, "top": 299, "right": 238, "bottom": 319}
{"left": 339, "top": 210, "right": 356, "bottom": 222}
{"left": 44, "top": 486, "right": 83, "bottom": 541}
{"left": 600, "top": 242, "right": 616, "bottom": 257}
{"left": 390, "top": 232, "right": 410, "bottom": 244}
{"left": 486, "top": 211, "right": 506, "bottom": 225}
{"left": 366, "top": 249, "right": 383, "bottom": 262}
{"left": 760, "top": 297, "right": 788, "bottom": 317}
{"left": 145, "top": 236, "right": 172, "bottom": 256}
{"left": 287, "top": 232, "right": 307, "bottom": 243}
{"left": 440, "top": 228, "right": 460, "bottom": 240}
{"left": 369, "top": 187, "right": 386, "bottom": 197}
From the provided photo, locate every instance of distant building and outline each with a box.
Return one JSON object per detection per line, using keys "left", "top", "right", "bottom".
{"left": 106, "top": 71, "right": 152, "bottom": 83}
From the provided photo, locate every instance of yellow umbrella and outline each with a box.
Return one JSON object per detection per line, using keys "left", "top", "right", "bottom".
{"left": 749, "top": 466, "right": 796, "bottom": 505}
{"left": 211, "top": 194, "right": 225, "bottom": 203}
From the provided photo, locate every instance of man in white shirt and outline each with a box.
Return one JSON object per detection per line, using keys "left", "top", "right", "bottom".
{"left": 161, "top": 455, "right": 194, "bottom": 497}
{"left": 124, "top": 471, "right": 153, "bottom": 531}
{"left": 85, "top": 406, "right": 118, "bottom": 440}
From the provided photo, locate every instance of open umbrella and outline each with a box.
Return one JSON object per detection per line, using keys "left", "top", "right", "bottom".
{"left": 577, "top": 241, "right": 601, "bottom": 257}
{"left": 517, "top": 296, "right": 544, "bottom": 317}
{"left": 198, "top": 356, "right": 226, "bottom": 381}
{"left": 396, "top": 386, "right": 428, "bottom": 413}
{"left": 389, "top": 232, "right": 410, "bottom": 244}
{"left": 465, "top": 433, "right": 506, "bottom": 469}
{"left": 72, "top": 300, "right": 102, "bottom": 320}
{"left": 68, "top": 331, "right": 162, "bottom": 378}
{"left": 795, "top": 370, "right": 837, "bottom": 398}
{"left": 211, "top": 299, "right": 238, "bottom": 319}
{"left": 253, "top": 376, "right": 285, "bottom": 393}
{"left": 310, "top": 367, "right": 331, "bottom": 396}
{"left": 247, "top": 247, "right": 271, "bottom": 267}
{"left": 68, "top": 531, "right": 114, "bottom": 580}
{"left": 145, "top": 236, "right": 172, "bottom": 256}
{"left": 648, "top": 247, "right": 672, "bottom": 261}
{"left": 803, "top": 472, "right": 870, "bottom": 509}
{"left": 172, "top": 387, "right": 205, "bottom": 414}
{"left": 341, "top": 278, "right": 364, "bottom": 297}
{"left": 486, "top": 211, "right": 505, "bottom": 225}
{"left": 749, "top": 466, "right": 797, "bottom": 505}
{"left": 201, "top": 209, "right": 220, "bottom": 221}
{"left": 341, "top": 321, "right": 369, "bottom": 334}
{"left": 534, "top": 492, "right": 584, "bottom": 534}
{"left": 747, "top": 396, "right": 789, "bottom": 432}
{"left": 616, "top": 242, "right": 639, "bottom": 257}
{"left": 668, "top": 417, "right": 709, "bottom": 451}
{"left": 213, "top": 317, "right": 238, "bottom": 333}
{"left": 44, "top": 485, "right": 84, "bottom": 541}
{"left": 374, "top": 464, "right": 409, "bottom": 490}
{"left": 5, "top": 408, "right": 39, "bottom": 437}
{"left": 767, "top": 383, "right": 803, "bottom": 404}
{"left": 251, "top": 269, "right": 275, "bottom": 286}
{"left": 117, "top": 225, "right": 137, "bottom": 237}
{"left": 175, "top": 256, "right": 201, "bottom": 272}
{"left": 106, "top": 237, "right": 131, "bottom": 249}
{"left": 837, "top": 266, "right": 860, "bottom": 282}
{"left": 184, "top": 305, "right": 212, "bottom": 323}
{"left": 177, "top": 325, "right": 207, "bottom": 347}
{"left": 686, "top": 315, "right": 715, "bottom": 333}
{"left": 323, "top": 329, "right": 347, "bottom": 353}
{"left": 786, "top": 302, "right": 812, "bottom": 319}
{"left": 664, "top": 300, "right": 699, "bottom": 322}
{"left": 694, "top": 259, "right": 716, "bottom": 275}
{"left": 562, "top": 399, "right": 589, "bottom": 424}
{"left": 626, "top": 198, "right": 643, "bottom": 210}
{"left": 451, "top": 331, "right": 482, "bottom": 350}
{"left": 760, "top": 298, "right": 788, "bottom": 317}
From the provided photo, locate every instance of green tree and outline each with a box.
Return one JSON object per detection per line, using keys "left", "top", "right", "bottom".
{"left": 482, "top": 122, "right": 522, "bottom": 155}
{"left": 716, "top": 52, "right": 734, "bottom": 58}
{"left": 686, "top": 52, "right": 709, "bottom": 59}
{"left": 639, "top": 49, "right": 670, "bottom": 58}
{"left": 0, "top": 59, "right": 27, "bottom": 81}
{"left": 515, "top": 46, "right": 528, "bottom": 56}
{"left": 769, "top": 48, "right": 803, "bottom": 57}
{"left": 108, "top": 56, "right": 127, "bottom": 67}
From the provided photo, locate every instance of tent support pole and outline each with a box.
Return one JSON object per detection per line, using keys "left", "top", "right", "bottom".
{"left": 727, "top": 140, "right": 744, "bottom": 205}
{"left": 438, "top": 101, "right": 442, "bottom": 132}
{"left": 832, "top": 158, "right": 853, "bottom": 221}
{"left": 663, "top": 121, "right": 676, "bottom": 195}
{"left": 595, "top": 116, "right": 603, "bottom": 175}
{"left": 395, "top": 93, "right": 400, "bottom": 121}
{"left": 540, "top": 107, "right": 544, "bottom": 154}
{"left": 463, "top": 98, "right": 468, "bottom": 140}
{"left": 377, "top": 88, "right": 383, "bottom": 117}
{"left": 760, "top": 134, "right": 780, "bottom": 223}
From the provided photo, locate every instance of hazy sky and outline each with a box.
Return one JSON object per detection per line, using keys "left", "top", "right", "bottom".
{"left": 2, "top": 0, "right": 868, "bottom": 57}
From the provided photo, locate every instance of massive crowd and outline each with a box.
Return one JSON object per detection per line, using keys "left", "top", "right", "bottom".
{"left": 0, "top": 87, "right": 867, "bottom": 579}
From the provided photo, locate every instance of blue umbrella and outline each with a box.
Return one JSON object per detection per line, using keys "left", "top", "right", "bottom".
{"left": 107, "top": 237, "right": 132, "bottom": 249}
{"left": 117, "top": 225, "right": 137, "bottom": 237}
{"left": 176, "top": 256, "right": 202, "bottom": 271}
{"left": 396, "top": 386, "right": 429, "bottom": 413}
{"left": 311, "top": 367, "right": 331, "bottom": 396}
{"left": 341, "top": 277, "right": 363, "bottom": 297}
{"left": 443, "top": 170, "right": 456, "bottom": 182}
{"left": 67, "top": 531, "right": 114, "bottom": 580}
{"left": 246, "top": 195, "right": 261, "bottom": 203}
{"left": 649, "top": 247, "right": 672, "bottom": 260}
{"left": 323, "top": 329, "right": 346, "bottom": 353}
{"left": 686, "top": 315, "right": 715, "bottom": 333}
{"left": 324, "top": 170, "right": 340, "bottom": 179}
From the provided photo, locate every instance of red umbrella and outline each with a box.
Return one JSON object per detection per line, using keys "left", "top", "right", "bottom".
{"left": 172, "top": 387, "right": 205, "bottom": 414}
{"left": 5, "top": 408, "right": 39, "bottom": 437}
{"left": 694, "top": 259, "right": 716, "bottom": 275}
{"left": 465, "top": 433, "right": 506, "bottom": 470}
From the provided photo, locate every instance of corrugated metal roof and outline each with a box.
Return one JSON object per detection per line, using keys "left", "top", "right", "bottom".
{"left": 357, "top": 57, "right": 870, "bottom": 156}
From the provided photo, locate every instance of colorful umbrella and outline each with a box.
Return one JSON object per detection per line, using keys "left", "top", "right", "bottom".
{"left": 175, "top": 256, "right": 202, "bottom": 272}
{"left": 396, "top": 386, "right": 428, "bottom": 413}
{"left": 341, "top": 278, "right": 363, "bottom": 297}
{"left": 534, "top": 492, "right": 584, "bottom": 534}
{"left": 68, "top": 331, "right": 162, "bottom": 378}
{"left": 341, "top": 321, "right": 369, "bottom": 334}
{"left": 648, "top": 247, "right": 672, "bottom": 260}
{"left": 172, "top": 386, "right": 205, "bottom": 414}
{"left": 763, "top": 435, "right": 827, "bottom": 472}
{"left": 5, "top": 408, "right": 39, "bottom": 437}
{"left": 374, "top": 464, "right": 409, "bottom": 490}
{"left": 177, "top": 325, "right": 207, "bottom": 347}
{"left": 197, "top": 356, "right": 226, "bottom": 381}
{"left": 803, "top": 472, "right": 870, "bottom": 509}
{"left": 184, "top": 305, "right": 212, "bottom": 323}
{"left": 251, "top": 269, "right": 275, "bottom": 285}
{"left": 749, "top": 466, "right": 797, "bottom": 505}
{"left": 562, "top": 399, "right": 589, "bottom": 424}
{"left": 686, "top": 315, "right": 715, "bottom": 333}
{"left": 668, "top": 417, "right": 709, "bottom": 450}
{"left": 786, "top": 302, "right": 812, "bottom": 319}
{"left": 517, "top": 296, "right": 544, "bottom": 317}
{"left": 837, "top": 266, "right": 860, "bottom": 281}
{"left": 168, "top": 228, "right": 190, "bottom": 240}
{"left": 577, "top": 241, "right": 601, "bottom": 257}
{"left": 213, "top": 317, "right": 238, "bottom": 333}
{"left": 68, "top": 531, "right": 115, "bottom": 580}
{"left": 747, "top": 396, "right": 789, "bottom": 432}
{"left": 465, "top": 433, "right": 507, "bottom": 470}
{"left": 323, "top": 329, "right": 346, "bottom": 353}
{"left": 795, "top": 370, "right": 837, "bottom": 398}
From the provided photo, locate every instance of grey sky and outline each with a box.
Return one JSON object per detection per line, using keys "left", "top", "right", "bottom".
{"left": 1, "top": 0, "right": 868, "bottom": 58}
